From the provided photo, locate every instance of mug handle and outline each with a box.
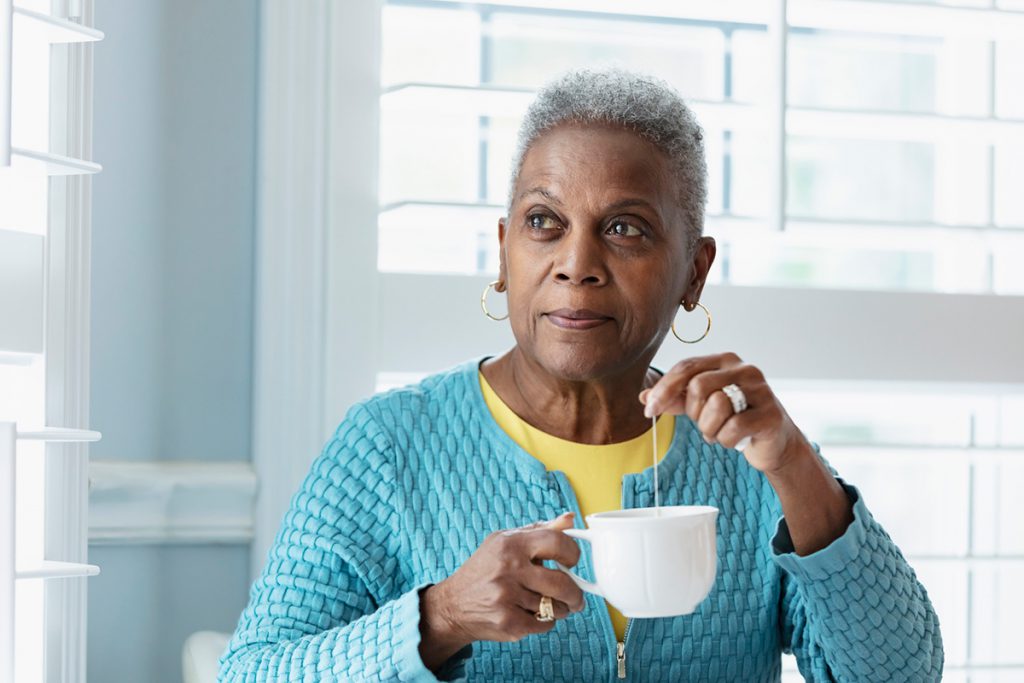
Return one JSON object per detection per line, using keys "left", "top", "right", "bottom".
{"left": 555, "top": 528, "right": 603, "bottom": 597}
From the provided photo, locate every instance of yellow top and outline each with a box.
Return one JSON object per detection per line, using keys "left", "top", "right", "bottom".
{"left": 479, "top": 370, "right": 674, "bottom": 642}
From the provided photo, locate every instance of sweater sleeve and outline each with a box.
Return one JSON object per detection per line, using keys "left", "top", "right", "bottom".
{"left": 218, "top": 402, "right": 470, "bottom": 682}
{"left": 772, "top": 448, "right": 944, "bottom": 682}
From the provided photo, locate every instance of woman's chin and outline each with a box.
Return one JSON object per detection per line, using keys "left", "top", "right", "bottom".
{"left": 531, "top": 346, "right": 632, "bottom": 383}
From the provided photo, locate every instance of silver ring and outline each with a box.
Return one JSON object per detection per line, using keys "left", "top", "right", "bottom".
{"left": 535, "top": 595, "right": 555, "bottom": 622}
{"left": 721, "top": 383, "right": 748, "bottom": 414}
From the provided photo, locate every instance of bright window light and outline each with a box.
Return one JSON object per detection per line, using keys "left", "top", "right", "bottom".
{"left": 3, "top": 6, "right": 52, "bottom": 681}
{"left": 377, "top": 3, "right": 1024, "bottom": 676}
{"left": 376, "top": 5, "right": 1024, "bottom": 295}
{"left": 0, "top": 358, "right": 46, "bottom": 683}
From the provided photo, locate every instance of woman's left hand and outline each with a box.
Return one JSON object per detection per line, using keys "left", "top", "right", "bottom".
{"left": 639, "top": 352, "right": 812, "bottom": 476}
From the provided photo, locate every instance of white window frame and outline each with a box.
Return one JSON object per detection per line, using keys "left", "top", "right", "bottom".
{"left": 43, "top": 3, "right": 98, "bottom": 679}
{"left": 0, "top": 0, "right": 101, "bottom": 681}
{"left": 1, "top": 0, "right": 11, "bottom": 168}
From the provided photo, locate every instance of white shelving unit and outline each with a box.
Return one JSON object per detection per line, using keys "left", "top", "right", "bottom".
{"left": 2, "top": 0, "right": 103, "bottom": 680}
{"left": 0, "top": 422, "right": 100, "bottom": 683}
{"left": 8, "top": 147, "right": 101, "bottom": 176}
{"left": 1, "top": 3, "right": 104, "bottom": 173}
{"left": 11, "top": 6, "right": 103, "bottom": 44}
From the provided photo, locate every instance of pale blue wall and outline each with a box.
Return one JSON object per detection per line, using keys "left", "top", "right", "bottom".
{"left": 89, "top": 1, "right": 258, "bottom": 681}
{"left": 86, "top": 546, "right": 250, "bottom": 683}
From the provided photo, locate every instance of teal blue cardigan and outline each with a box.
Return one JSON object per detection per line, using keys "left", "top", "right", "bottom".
{"left": 219, "top": 358, "right": 942, "bottom": 681}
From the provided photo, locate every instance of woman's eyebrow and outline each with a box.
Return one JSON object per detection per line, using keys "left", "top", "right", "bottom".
{"left": 516, "top": 189, "right": 657, "bottom": 215}
{"left": 604, "top": 197, "right": 659, "bottom": 214}
{"left": 516, "top": 186, "right": 562, "bottom": 205}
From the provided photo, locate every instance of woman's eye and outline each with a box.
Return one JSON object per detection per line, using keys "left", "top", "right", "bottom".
{"left": 608, "top": 220, "right": 643, "bottom": 237}
{"left": 528, "top": 214, "right": 558, "bottom": 230}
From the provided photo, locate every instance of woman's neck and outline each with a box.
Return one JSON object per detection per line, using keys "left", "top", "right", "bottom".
{"left": 480, "top": 348, "right": 660, "bottom": 445}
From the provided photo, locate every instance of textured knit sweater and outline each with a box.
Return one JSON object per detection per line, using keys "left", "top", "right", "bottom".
{"left": 219, "top": 358, "right": 943, "bottom": 682}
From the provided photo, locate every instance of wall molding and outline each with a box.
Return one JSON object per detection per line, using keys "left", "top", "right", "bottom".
{"left": 253, "top": 0, "right": 382, "bottom": 580}
{"left": 88, "top": 460, "right": 256, "bottom": 545}
{"left": 252, "top": 0, "right": 331, "bottom": 580}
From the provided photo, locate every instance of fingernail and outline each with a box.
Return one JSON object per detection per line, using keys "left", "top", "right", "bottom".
{"left": 643, "top": 400, "right": 655, "bottom": 418}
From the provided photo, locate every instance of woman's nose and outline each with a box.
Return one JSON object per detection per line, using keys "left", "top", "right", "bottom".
{"left": 553, "top": 229, "right": 608, "bottom": 286}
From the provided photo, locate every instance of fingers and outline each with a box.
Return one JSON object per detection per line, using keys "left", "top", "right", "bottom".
{"left": 521, "top": 528, "right": 582, "bottom": 568}
{"left": 482, "top": 594, "right": 562, "bottom": 641}
{"left": 513, "top": 585, "right": 574, "bottom": 620}
{"left": 501, "top": 605, "right": 562, "bottom": 639}
{"left": 500, "top": 579, "right": 582, "bottom": 641}
{"left": 541, "top": 512, "right": 576, "bottom": 532}
{"left": 512, "top": 512, "right": 574, "bottom": 533}
{"left": 520, "top": 564, "right": 586, "bottom": 613}
{"left": 693, "top": 381, "right": 778, "bottom": 449}
{"left": 639, "top": 354, "right": 782, "bottom": 452}
{"left": 683, "top": 366, "right": 746, "bottom": 424}
{"left": 484, "top": 565, "right": 580, "bottom": 643}
{"left": 642, "top": 353, "right": 743, "bottom": 417}
{"left": 495, "top": 515, "right": 582, "bottom": 575}
{"left": 714, "top": 400, "right": 778, "bottom": 449}
{"left": 696, "top": 388, "right": 734, "bottom": 441}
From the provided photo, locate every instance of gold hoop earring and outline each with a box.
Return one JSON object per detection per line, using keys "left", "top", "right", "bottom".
{"left": 480, "top": 280, "right": 509, "bottom": 321}
{"left": 671, "top": 301, "right": 711, "bottom": 343}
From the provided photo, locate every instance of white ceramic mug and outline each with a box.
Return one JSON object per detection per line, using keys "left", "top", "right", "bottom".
{"left": 555, "top": 505, "right": 719, "bottom": 618}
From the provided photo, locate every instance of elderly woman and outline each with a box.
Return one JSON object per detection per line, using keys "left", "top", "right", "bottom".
{"left": 220, "top": 69, "right": 942, "bottom": 682}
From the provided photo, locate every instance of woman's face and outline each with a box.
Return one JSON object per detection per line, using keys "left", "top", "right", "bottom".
{"left": 498, "top": 122, "right": 715, "bottom": 381}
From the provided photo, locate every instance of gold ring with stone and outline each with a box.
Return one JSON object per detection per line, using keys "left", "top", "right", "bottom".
{"left": 535, "top": 595, "right": 555, "bottom": 622}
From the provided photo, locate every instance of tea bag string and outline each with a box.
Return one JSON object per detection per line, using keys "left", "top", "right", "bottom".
{"left": 652, "top": 414, "right": 660, "bottom": 516}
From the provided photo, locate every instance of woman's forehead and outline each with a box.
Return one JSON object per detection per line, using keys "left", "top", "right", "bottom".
{"left": 515, "top": 124, "right": 674, "bottom": 210}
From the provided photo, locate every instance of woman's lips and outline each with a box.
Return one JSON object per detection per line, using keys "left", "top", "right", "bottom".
{"left": 545, "top": 308, "right": 613, "bottom": 330}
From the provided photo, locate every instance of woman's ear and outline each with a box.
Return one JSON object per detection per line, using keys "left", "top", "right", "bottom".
{"left": 496, "top": 217, "right": 509, "bottom": 292}
{"left": 684, "top": 236, "right": 717, "bottom": 306}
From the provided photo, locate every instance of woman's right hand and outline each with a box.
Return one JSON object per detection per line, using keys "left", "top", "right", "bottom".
{"left": 418, "top": 512, "right": 586, "bottom": 671}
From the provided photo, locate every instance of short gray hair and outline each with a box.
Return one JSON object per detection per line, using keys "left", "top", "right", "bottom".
{"left": 506, "top": 68, "right": 707, "bottom": 247}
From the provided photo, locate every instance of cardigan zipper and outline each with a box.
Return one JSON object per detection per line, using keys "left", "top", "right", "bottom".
{"left": 549, "top": 470, "right": 636, "bottom": 682}
{"left": 615, "top": 470, "right": 640, "bottom": 681}
{"left": 617, "top": 618, "right": 634, "bottom": 679}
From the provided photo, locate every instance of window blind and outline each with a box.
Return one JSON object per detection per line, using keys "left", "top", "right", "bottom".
{"left": 0, "top": 1, "right": 102, "bottom": 682}
{"left": 378, "top": 0, "right": 1024, "bottom": 295}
